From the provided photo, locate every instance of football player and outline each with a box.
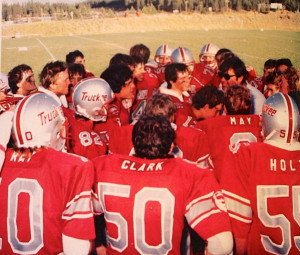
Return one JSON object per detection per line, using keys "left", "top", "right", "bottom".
{"left": 145, "top": 44, "right": 174, "bottom": 84}
{"left": 101, "top": 64, "right": 136, "bottom": 126}
{"left": 192, "top": 85, "right": 225, "bottom": 122}
{"left": 219, "top": 56, "right": 265, "bottom": 115}
{"left": 220, "top": 93, "right": 300, "bottom": 254}
{"left": 66, "top": 49, "right": 94, "bottom": 77}
{"left": 159, "top": 63, "right": 196, "bottom": 127}
{"left": 39, "top": 60, "right": 71, "bottom": 108}
{"left": 195, "top": 85, "right": 263, "bottom": 182}
{"left": 109, "top": 94, "right": 211, "bottom": 168}
{"left": 130, "top": 55, "right": 160, "bottom": 122}
{"left": 93, "top": 114, "right": 233, "bottom": 255}
{"left": 191, "top": 43, "right": 220, "bottom": 91}
{"left": 64, "top": 77, "right": 117, "bottom": 159}
{"left": 8, "top": 64, "right": 37, "bottom": 96}
{"left": 0, "top": 92, "right": 95, "bottom": 254}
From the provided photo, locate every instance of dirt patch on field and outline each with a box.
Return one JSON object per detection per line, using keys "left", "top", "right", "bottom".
{"left": 2, "top": 10, "right": 300, "bottom": 37}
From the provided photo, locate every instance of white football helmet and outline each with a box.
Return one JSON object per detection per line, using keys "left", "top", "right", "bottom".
{"left": 73, "top": 77, "right": 114, "bottom": 122}
{"left": 154, "top": 44, "right": 174, "bottom": 64}
{"left": 12, "top": 92, "right": 66, "bottom": 151}
{"left": 199, "top": 43, "right": 219, "bottom": 68}
{"left": 171, "top": 47, "right": 195, "bottom": 72}
{"left": 0, "top": 73, "right": 9, "bottom": 92}
{"left": 262, "top": 93, "right": 300, "bottom": 150}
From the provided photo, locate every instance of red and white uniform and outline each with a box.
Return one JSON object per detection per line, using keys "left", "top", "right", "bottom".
{"left": 220, "top": 142, "right": 300, "bottom": 255}
{"left": 110, "top": 98, "right": 132, "bottom": 126}
{"left": 0, "top": 148, "right": 95, "bottom": 254}
{"left": 93, "top": 154, "right": 232, "bottom": 254}
{"left": 191, "top": 62, "right": 218, "bottom": 93}
{"left": 195, "top": 115, "right": 263, "bottom": 181}
{"left": 63, "top": 108, "right": 109, "bottom": 159}
{"left": 131, "top": 72, "right": 160, "bottom": 121}
{"left": 159, "top": 84, "right": 196, "bottom": 127}
{"left": 108, "top": 124, "right": 211, "bottom": 167}
{"left": 145, "top": 61, "right": 168, "bottom": 85}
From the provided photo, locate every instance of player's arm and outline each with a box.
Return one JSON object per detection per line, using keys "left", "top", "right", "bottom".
{"left": 0, "top": 109, "right": 14, "bottom": 169}
{"left": 205, "top": 231, "right": 233, "bottom": 255}
{"left": 62, "top": 234, "right": 92, "bottom": 255}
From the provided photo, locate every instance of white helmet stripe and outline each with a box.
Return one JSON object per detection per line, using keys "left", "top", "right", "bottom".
{"left": 179, "top": 47, "right": 186, "bottom": 62}
{"left": 282, "top": 93, "right": 295, "bottom": 144}
{"left": 14, "top": 93, "right": 38, "bottom": 145}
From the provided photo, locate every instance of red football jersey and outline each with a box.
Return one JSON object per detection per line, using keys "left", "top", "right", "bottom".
{"left": 93, "top": 154, "right": 231, "bottom": 254}
{"left": 195, "top": 115, "right": 263, "bottom": 181}
{"left": 0, "top": 148, "right": 95, "bottom": 254}
{"left": 131, "top": 72, "right": 160, "bottom": 122}
{"left": 159, "top": 86, "right": 196, "bottom": 128}
{"left": 191, "top": 62, "right": 218, "bottom": 93}
{"left": 145, "top": 62, "right": 168, "bottom": 85}
{"left": 63, "top": 108, "right": 108, "bottom": 159}
{"left": 220, "top": 143, "right": 300, "bottom": 255}
{"left": 108, "top": 124, "right": 210, "bottom": 167}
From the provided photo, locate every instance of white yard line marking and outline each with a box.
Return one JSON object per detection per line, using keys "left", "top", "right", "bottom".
{"left": 36, "top": 38, "right": 56, "bottom": 61}
{"left": 71, "top": 35, "right": 128, "bottom": 51}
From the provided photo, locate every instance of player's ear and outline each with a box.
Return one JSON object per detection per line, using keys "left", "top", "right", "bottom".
{"left": 168, "top": 142, "right": 175, "bottom": 155}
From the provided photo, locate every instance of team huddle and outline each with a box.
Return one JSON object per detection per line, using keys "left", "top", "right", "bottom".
{"left": 0, "top": 42, "right": 299, "bottom": 255}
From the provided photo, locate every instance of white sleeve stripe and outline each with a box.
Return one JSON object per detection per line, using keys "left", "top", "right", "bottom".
{"left": 189, "top": 209, "right": 221, "bottom": 229}
{"left": 222, "top": 189, "right": 250, "bottom": 204}
{"left": 186, "top": 199, "right": 216, "bottom": 221}
{"left": 186, "top": 191, "right": 214, "bottom": 210}
{"left": 62, "top": 212, "right": 94, "bottom": 220}
{"left": 66, "top": 190, "right": 92, "bottom": 207}
{"left": 228, "top": 212, "right": 252, "bottom": 223}
{"left": 224, "top": 196, "right": 252, "bottom": 219}
{"left": 63, "top": 196, "right": 92, "bottom": 217}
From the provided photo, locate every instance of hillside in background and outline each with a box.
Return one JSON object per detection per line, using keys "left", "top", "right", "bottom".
{"left": 2, "top": 11, "right": 300, "bottom": 37}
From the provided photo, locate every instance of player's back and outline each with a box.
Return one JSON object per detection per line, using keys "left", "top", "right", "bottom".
{"left": 195, "top": 114, "right": 262, "bottom": 180}
{"left": 109, "top": 124, "right": 210, "bottom": 166}
{"left": 0, "top": 148, "right": 95, "bottom": 254}
{"left": 221, "top": 142, "right": 300, "bottom": 255}
{"left": 93, "top": 153, "right": 231, "bottom": 255}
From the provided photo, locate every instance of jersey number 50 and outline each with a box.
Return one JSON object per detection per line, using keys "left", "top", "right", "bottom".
{"left": 98, "top": 182, "right": 175, "bottom": 254}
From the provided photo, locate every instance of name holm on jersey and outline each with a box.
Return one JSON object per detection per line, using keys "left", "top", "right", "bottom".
{"left": 121, "top": 160, "right": 164, "bottom": 171}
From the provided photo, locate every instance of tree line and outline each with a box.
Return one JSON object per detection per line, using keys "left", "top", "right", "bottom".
{"left": 2, "top": 0, "right": 299, "bottom": 21}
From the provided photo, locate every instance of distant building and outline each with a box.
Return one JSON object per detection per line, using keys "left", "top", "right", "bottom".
{"left": 270, "top": 3, "right": 284, "bottom": 10}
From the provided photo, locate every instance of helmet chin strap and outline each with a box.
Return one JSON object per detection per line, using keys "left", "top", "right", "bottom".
{"left": 264, "top": 129, "right": 276, "bottom": 141}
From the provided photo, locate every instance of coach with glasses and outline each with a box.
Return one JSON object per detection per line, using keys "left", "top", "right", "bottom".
{"left": 218, "top": 56, "right": 265, "bottom": 115}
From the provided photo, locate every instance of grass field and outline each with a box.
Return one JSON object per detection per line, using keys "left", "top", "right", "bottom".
{"left": 2, "top": 29, "right": 300, "bottom": 80}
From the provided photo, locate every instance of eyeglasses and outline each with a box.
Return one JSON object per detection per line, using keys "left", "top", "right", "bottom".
{"left": 218, "top": 72, "right": 236, "bottom": 80}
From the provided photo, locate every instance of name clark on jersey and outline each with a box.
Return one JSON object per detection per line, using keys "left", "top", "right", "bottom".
{"left": 270, "top": 158, "right": 300, "bottom": 172}
{"left": 121, "top": 160, "right": 164, "bottom": 171}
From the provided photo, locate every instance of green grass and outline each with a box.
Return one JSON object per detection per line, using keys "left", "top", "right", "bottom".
{"left": 2, "top": 29, "right": 300, "bottom": 81}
